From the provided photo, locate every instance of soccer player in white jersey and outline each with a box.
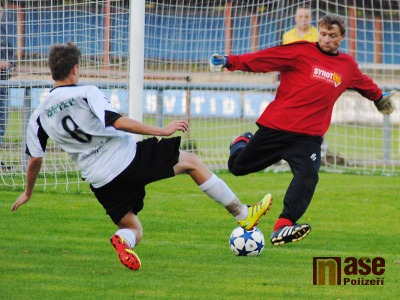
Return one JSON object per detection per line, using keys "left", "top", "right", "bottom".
{"left": 10, "top": 42, "right": 272, "bottom": 270}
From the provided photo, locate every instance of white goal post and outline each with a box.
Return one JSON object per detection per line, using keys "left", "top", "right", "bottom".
{"left": 0, "top": 0, "right": 399, "bottom": 191}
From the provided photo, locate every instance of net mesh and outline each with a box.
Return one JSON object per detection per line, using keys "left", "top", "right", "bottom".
{"left": 1, "top": 0, "right": 399, "bottom": 190}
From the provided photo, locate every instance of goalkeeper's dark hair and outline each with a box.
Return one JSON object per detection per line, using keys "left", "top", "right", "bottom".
{"left": 48, "top": 42, "right": 81, "bottom": 81}
{"left": 318, "top": 14, "right": 346, "bottom": 36}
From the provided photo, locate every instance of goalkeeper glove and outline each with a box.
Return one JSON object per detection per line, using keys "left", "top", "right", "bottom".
{"left": 374, "top": 90, "right": 396, "bottom": 115}
{"left": 209, "top": 53, "right": 228, "bottom": 72}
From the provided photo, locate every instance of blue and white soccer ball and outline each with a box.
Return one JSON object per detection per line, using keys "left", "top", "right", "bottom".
{"left": 229, "top": 226, "right": 265, "bottom": 256}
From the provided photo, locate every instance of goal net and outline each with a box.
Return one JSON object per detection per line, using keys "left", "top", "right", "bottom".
{"left": 1, "top": 0, "right": 399, "bottom": 191}
{"left": 1, "top": 0, "right": 130, "bottom": 190}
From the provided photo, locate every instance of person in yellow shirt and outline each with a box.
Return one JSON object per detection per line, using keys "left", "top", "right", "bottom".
{"left": 282, "top": 6, "right": 318, "bottom": 45}
{"left": 274, "top": 7, "right": 317, "bottom": 84}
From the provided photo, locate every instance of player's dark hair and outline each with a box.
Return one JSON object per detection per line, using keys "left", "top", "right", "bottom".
{"left": 318, "top": 14, "right": 346, "bottom": 36}
{"left": 48, "top": 42, "right": 81, "bottom": 81}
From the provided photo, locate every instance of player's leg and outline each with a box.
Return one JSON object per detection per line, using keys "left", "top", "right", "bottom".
{"left": 0, "top": 87, "right": 12, "bottom": 170}
{"left": 228, "top": 126, "right": 284, "bottom": 176}
{"left": 228, "top": 131, "right": 254, "bottom": 173}
{"left": 270, "top": 137, "right": 322, "bottom": 246}
{"left": 174, "top": 151, "right": 272, "bottom": 230}
{"left": 116, "top": 136, "right": 270, "bottom": 230}
{"left": 110, "top": 210, "right": 142, "bottom": 270}
{"left": 0, "top": 87, "right": 9, "bottom": 146}
{"left": 90, "top": 171, "right": 146, "bottom": 271}
{"left": 116, "top": 210, "right": 143, "bottom": 244}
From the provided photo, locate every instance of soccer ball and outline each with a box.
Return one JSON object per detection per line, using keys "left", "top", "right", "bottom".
{"left": 229, "top": 226, "right": 265, "bottom": 256}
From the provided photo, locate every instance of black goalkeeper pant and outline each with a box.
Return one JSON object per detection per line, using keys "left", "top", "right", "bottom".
{"left": 228, "top": 125, "right": 323, "bottom": 224}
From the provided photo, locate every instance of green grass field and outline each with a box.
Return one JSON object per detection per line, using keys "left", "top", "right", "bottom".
{"left": 1, "top": 172, "right": 399, "bottom": 299}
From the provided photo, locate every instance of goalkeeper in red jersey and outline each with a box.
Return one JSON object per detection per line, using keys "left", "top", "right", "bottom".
{"left": 210, "top": 14, "right": 396, "bottom": 246}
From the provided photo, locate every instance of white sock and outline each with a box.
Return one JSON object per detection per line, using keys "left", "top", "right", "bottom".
{"left": 115, "top": 228, "right": 136, "bottom": 248}
{"left": 199, "top": 174, "right": 247, "bottom": 220}
{"left": 236, "top": 205, "right": 248, "bottom": 221}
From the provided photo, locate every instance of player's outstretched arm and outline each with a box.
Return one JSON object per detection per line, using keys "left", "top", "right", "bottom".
{"left": 209, "top": 53, "right": 228, "bottom": 72}
{"left": 113, "top": 116, "right": 188, "bottom": 136}
{"left": 375, "top": 90, "right": 396, "bottom": 114}
{"left": 11, "top": 157, "right": 43, "bottom": 211}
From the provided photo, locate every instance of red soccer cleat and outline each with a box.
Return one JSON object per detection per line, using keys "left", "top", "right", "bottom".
{"left": 110, "top": 234, "right": 141, "bottom": 270}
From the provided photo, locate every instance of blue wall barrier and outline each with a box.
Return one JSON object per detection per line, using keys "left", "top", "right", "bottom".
{"left": 3, "top": 9, "right": 399, "bottom": 64}
{"left": 10, "top": 87, "right": 275, "bottom": 118}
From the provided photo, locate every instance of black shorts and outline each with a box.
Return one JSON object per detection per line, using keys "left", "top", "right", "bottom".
{"left": 229, "top": 126, "right": 323, "bottom": 175}
{"left": 90, "top": 136, "right": 181, "bottom": 224}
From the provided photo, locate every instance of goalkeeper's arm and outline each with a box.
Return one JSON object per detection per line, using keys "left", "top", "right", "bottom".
{"left": 374, "top": 90, "right": 396, "bottom": 115}
{"left": 209, "top": 53, "right": 228, "bottom": 72}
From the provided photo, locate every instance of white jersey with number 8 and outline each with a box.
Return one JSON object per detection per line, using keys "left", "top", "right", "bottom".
{"left": 26, "top": 85, "right": 136, "bottom": 188}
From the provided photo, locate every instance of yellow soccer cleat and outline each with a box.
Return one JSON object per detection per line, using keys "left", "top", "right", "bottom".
{"left": 237, "top": 194, "right": 273, "bottom": 230}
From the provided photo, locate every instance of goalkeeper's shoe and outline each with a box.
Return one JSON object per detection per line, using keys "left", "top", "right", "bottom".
{"left": 110, "top": 234, "right": 141, "bottom": 271}
{"left": 237, "top": 193, "right": 273, "bottom": 230}
{"left": 230, "top": 132, "right": 253, "bottom": 150}
{"left": 270, "top": 224, "right": 311, "bottom": 246}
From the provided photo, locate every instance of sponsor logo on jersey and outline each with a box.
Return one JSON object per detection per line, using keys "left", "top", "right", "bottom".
{"left": 311, "top": 66, "right": 342, "bottom": 87}
{"left": 45, "top": 98, "right": 77, "bottom": 117}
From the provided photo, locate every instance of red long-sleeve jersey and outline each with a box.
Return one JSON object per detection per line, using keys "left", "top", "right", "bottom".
{"left": 227, "top": 42, "right": 382, "bottom": 136}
